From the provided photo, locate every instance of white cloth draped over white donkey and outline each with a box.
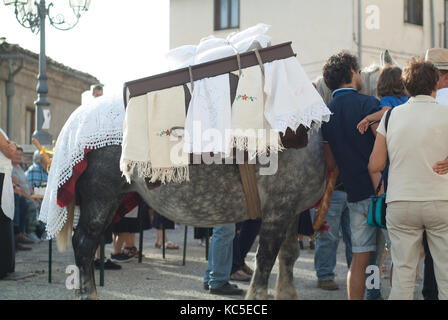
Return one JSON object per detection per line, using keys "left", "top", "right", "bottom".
{"left": 120, "top": 24, "right": 331, "bottom": 184}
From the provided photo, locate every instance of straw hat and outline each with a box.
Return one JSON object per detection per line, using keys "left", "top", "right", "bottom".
{"left": 425, "top": 48, "right": 448, "bottom": 71}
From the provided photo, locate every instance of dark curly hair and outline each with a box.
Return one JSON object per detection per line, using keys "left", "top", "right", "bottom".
{"left": 402, "top": 58, "right": 439, "bottom": 97}
{"left": 377, "top": 67, "right": 406, "bottom": 98}
{"left": 323, "top": 51, "right": 360, "bottom": 91}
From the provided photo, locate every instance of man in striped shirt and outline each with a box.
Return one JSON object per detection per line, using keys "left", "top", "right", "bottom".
{"left": 26, "top": 150, "right": 48, "bottom": 188}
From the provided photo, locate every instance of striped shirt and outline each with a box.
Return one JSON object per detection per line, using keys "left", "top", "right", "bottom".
{"left": 25, "top": 164, "right": 48, "bottom": 188}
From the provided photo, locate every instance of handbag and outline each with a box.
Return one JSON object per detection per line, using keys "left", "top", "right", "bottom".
{"left": 367, "top": 174, "right": 387, "bottom": 229}
{"left": 366, "top": 109, "right": 393, "bottom": 230}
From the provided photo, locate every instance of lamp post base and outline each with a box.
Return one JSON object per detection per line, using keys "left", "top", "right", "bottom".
{"left": 32, "top": 130, "right": 52, "bottom": 146}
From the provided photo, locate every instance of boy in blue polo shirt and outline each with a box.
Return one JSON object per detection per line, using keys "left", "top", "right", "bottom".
{"left": 322, "top": 51, "right": 387, "bottom": 300}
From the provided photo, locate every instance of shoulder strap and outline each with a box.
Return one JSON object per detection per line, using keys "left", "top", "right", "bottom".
{"left": 385, "top": 108, "right": 393, "bottom": 133}
{"left": 375, "top": 108, "right": 393, "bottom": 195}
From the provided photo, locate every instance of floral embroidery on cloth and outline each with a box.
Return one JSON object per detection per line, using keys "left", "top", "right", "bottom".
{"left": 236, "top": 94, "right": 257, "bottom": 102}
{"left": 158, "top": 129, "right": 172, "bottom": 137}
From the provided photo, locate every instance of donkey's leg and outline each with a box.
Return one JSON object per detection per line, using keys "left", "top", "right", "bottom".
{"left": 274, "top": 214, "right": 300, "bottom": 300}
{"left": 246, "top": 210, "right": 293, "bottom": 300}
{"left": 73, "top": 196, "right": 122, "bottom": 300}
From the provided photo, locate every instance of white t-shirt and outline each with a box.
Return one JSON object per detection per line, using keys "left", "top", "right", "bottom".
{"left": 436, "top": 88, "right": 448, "bottom": 105}
{"left": 377, "top": 95, "right": 448, "bottom": 203}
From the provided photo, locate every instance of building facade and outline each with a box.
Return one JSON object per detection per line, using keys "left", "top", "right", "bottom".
{"left": 170, "top": 0, "right": 447, "bottom": 79}
{"left": 0, "top": 39, "right": 99, "bottom": 146}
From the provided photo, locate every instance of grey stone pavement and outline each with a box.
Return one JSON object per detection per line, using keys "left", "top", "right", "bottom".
{"left": 0, "top": 224, "right": 424, "bottom": 300}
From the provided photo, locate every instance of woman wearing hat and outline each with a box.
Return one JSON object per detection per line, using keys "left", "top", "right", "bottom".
{"left": 426, "top": 48, "right": 448, "bottom": 104}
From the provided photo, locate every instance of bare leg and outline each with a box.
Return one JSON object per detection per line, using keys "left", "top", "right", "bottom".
{"left": 347, "top": 252, "right": 371, "bottom": 300}
{"left": 113, "top": 232, "right": 127, "bottom": 254}
{"left": 155, "top": 229, "right": 168, "bottom": 246}
{"left": 126, "top": 233, "right": 136, "bottom": 247}
{"left": 156, "top": 229, "right": 163, "bottom": 246}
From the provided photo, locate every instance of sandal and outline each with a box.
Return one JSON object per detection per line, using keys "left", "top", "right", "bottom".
{"left": 165, "top": 241, "right": 179, "bottom": 250}
{"left": 125, "top": 246, "right": 145, "bottom": 258}
{"left": 154, "top": 242, "right": 162, "bottom": 249}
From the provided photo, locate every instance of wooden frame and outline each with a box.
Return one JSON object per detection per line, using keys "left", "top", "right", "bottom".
{"left": 123, "top": 41, "right": 296, "bottom": 107}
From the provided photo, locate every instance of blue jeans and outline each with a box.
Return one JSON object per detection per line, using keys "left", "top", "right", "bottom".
{"left": 13, "top": 194, "right": 28, "bottom": 234}
{"left": 312, "top": 190, "right": 352, "bottom": 281}
{"left": 231, "top": 219, "right": 261, "bottom": 274}
{"left": 204, "top": 224, "right": 235, "bottom": 289}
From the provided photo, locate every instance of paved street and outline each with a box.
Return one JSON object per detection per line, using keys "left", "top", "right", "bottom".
{"left": 0, "top": 224, "right": 423, "bottom": 300}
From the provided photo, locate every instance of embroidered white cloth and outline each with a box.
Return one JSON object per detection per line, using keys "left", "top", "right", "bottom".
{"left": 183, "top": 74, "right": 232, "bottom": 154}
{"left": 121, "top": 86, "right": 189, "bottom": 184}
{"left": 39, "top": 94, "right": 125, "bottom": 239}
{"left": 230, "top": 65, "right": 282, "bottom": 158}
{"left": 264, "top": 57, "right": 332, "bottom": 134}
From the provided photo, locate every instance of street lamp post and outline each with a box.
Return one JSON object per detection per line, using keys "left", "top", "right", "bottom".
{"left": 3, "top": 0, "right": 91, "bottom": 145}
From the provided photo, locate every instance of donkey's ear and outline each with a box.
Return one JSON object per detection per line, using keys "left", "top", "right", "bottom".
{"left": 381, "top": 50, "right": 393, "bottom": 68}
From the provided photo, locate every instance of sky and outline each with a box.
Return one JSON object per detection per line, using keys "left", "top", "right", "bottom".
{"left": 0, "top": 0, "right": 170, "bottom": 102}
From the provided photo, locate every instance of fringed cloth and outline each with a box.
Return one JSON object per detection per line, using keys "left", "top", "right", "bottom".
{"left": 120, "top": 86, "right": 190, "bottom": 184}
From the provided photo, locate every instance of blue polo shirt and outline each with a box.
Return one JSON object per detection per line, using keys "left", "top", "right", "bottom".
{"left": 322, "top": 88, "right": 381, "bottom": 203}
{"left": 379, "top": 95, "right": 409, "bottom": 108}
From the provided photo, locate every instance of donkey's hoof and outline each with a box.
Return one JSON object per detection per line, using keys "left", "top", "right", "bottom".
{"left": 74, "top": 289, "right": 99, "bottom": 300}
{"left": 274, "top": 290, "right": 299, "bottom": 300}
{"left": 245, "top": 288, "right": 268, "bottom": 300}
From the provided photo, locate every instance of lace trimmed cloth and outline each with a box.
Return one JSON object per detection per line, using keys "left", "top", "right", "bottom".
{"left": 263, "top": 57, "right": 332, "bottom": 134}
{"left": 39, "top": 94, "right": 126, "bottom": 239}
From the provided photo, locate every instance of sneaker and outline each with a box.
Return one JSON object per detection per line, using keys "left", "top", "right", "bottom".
{"left": 317, "top": 280, "right": 339, "bottom": 291}
{"left": 209, "top": 282, "right": 244, "bottom": 296}
{"left": 204, "top": 282, "right": 238, "bottom": 290}
{"left": 26, "top": 232, "right": 41, "bottom": 243}
{"left": 110, "top": 253, "right": 133, "bottom": 263}
{"left": 241, "top": 263, "right": 253, "bottom": 276}
{"left": 230, "top": 269, "right": 252, "bottom": 282}
{"left": 94, "top": 259, "right": 122, "bottom": 270}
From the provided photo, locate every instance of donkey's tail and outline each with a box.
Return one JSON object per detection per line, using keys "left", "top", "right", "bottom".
{"left": 56, "top": 199, "right": 75, "bottom": 252}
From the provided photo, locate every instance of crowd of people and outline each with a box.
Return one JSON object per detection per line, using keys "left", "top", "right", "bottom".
{"left": 316, "top": 47, "right": 448, "bottom": 300}
{"left": 1, "top": 47, "right": 448, "bottom": 301}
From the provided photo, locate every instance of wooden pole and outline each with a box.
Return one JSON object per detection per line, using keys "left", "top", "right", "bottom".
{"left": 48, "top": 238, "right": 52, "bottom": 283}
{"left": 99, "top": 236, "right": 105, "bottom": 287}
{"left": 182, "top": 226, "right": 188, "bottom": 266}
